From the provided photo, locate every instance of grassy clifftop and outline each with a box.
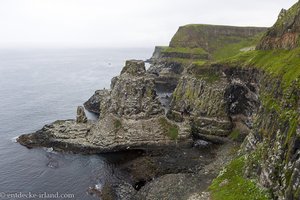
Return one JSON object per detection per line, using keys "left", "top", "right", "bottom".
{"left": 169, "top": 24, "right": 267, "bottom": 60}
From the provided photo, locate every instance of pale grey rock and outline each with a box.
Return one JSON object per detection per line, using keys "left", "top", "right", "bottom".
{"left": 76, "top": 106, "right": 87, "bottom": 123}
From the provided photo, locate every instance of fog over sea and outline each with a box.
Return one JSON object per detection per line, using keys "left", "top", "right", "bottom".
{"left": 0, "top": 48, "right": 152, "bottom": 199}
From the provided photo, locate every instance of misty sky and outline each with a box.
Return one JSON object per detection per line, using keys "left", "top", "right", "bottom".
{"left": 0, "top": 0, "right": 297, "bottom": 48}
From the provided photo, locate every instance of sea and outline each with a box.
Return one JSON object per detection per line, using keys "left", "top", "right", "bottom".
{"left": 0, "top": 48, "right": 153, "bottom": 199}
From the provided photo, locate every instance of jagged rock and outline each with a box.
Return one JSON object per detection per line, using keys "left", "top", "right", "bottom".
{"left": 120, "top": 60, "right": 146, "bottom": 76}
{"left": 84, "top": 89, "right": 110, "bottom": 114}
{"left": 166, "top": 64, "right": 261, "bottom": 139}
{"left": 101, "top": 67, "right": 164, "bottom": 119}
{"left": 76, "top": 106, "right": 87, "bottom": 123}
{"left": 257, "top": 1, "right": 300, "bottom": 50}
{"left": 18, "top": 60, "right": 189, "bottom": 153}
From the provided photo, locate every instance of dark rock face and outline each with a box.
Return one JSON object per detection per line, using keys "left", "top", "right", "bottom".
{"left": 84, "top": 90, "right": 110, "bottom": 114}
{"left": 234, "top": 68, "right": 300, "bottom": 199}
{"left": 167, "top": 64, "right": 261, "bottom": 139}
{"left": 257, "top": 2, "right": 300, "bottom": 50}
{"left": 147, "top": 61, "right": 183, "bottom": 93}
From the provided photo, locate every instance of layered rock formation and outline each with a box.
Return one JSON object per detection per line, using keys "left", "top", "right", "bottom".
{"left": 18, "top": 60, "right": 188, "bottom": 153}
{"left": 147, "top": 24, "right": 267, "bottom": 93}
{"left": 167, "top": 63, "right": 260, "bottom": 142}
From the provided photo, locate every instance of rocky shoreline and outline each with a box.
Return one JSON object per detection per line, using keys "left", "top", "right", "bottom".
{"left": 18, "top": 3, "right": 300, "bottom": 199}
{"left": 18, "top": 58, "right": 240, "bottom": 199}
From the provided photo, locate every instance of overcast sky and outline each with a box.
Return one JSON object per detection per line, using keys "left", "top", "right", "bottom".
{"left": 0, "top": 0, "right": 297, "bottom": 48}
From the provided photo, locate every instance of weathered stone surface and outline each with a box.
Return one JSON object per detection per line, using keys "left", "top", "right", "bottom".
{"left": 120, "top": 60, "right": 146, "bottom": 76}
{"left": 238, "top": 71, "right": 300, "bottom": 199}
{"left": 166, "top": 64, "right": 261, "bottom": 140}
{"left": 101, "top": 72, "right": 164, "bottom": 119}
{"left": 17, "top": 120, "right": 95, "bottom": 153}
{"left": 257, "top": 1, "right": 300, "bottom": 50}
{"left": 134, "top": 173, "right": 214, "bottom": 200}
{"left": 18, "top": 60, "right": 188, "bottom": 153}
{"left": 83, "top": 89, "right": 110, "bottom": 114}
{"left": 76, "top": 106, "right": 87, "bottom": 123}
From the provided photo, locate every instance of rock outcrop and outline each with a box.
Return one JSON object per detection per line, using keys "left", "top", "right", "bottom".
{"left": 84, "top": 89, "right": 110, "bottom": 114}
{"left": 18, "top": 60, "right": 189, "bottom": 153}
{"left": 257, "top": 2, "right": 300, "bottom": 50}
{"left": 166, "top": 64, "right": 260, "bottom": 140}
{"left": 76, "top": 106, "right": 87, "bottom": 123}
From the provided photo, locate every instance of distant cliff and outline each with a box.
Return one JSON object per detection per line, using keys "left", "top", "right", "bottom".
{"left": 170, "top": 24, "right": 267, "bottom": 58}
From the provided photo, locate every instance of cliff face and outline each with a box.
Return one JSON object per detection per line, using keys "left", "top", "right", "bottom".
{"left": 241, "top": 73, "right": 300, "bottom": 199}
{"left": 257, "top": 2, "right": 300, "bottom": 50}
{"left": 147, "top": 24, "right": 267, "bottom": 94}
{"left": 170, "top": 24, "right": 267, "bottom": 54}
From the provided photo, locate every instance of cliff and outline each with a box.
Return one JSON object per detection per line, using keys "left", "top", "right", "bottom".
{"left": 257, "top": 1, "right": 300, "bottom": 50}
{"left": 146, "top": 24, "right": 267, "bottom": 94}
{"left": 170, "top": 24, "right": 267, "bottom": 59}
{"left": 17, "top": 2, "right": 300, "bottom": 199}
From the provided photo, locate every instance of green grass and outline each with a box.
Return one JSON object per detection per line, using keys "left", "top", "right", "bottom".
{"left": 221, "top": 48, "right": 300, "bottom": 88}
{"left": 159, "top": 117, "right": 179, "bottom": 140}
{"left": 169, "top": 24, "right": 266, "bottom": 61}
{"left": 162, "top": 47, "right": 208, "bottom": 55}
{"left": 273, "top": 2, "right": 300, "bottom": 31}
{"left": 113, "top": 119, "right": 122, "bottom": 133}
{"left": 210, "top": 156, "right": 270, "bottom": 200}
{"left": 229, "top": 129, "right": 240, "bottom": 141}
{"left": 164, "top": 57, "right": 194, "bottom": 64}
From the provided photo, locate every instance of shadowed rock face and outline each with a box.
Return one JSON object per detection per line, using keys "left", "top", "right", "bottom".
{"left": 84, "top": 90, "right": 110, "bottom": 114}
{"left": 167, "top": 64, "right": 260, "bottom": 140}
{"left": 257, "top": 2, "right": 300, "bottom": 50}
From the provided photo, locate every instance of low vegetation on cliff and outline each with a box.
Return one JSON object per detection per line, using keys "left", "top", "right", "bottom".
{"left": 210, "top": 156, "right": 270, "bottom": 200}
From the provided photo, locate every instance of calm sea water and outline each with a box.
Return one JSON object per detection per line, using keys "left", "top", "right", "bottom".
{"left": 0, "top": 48, "right": 152, "bottom": 199}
